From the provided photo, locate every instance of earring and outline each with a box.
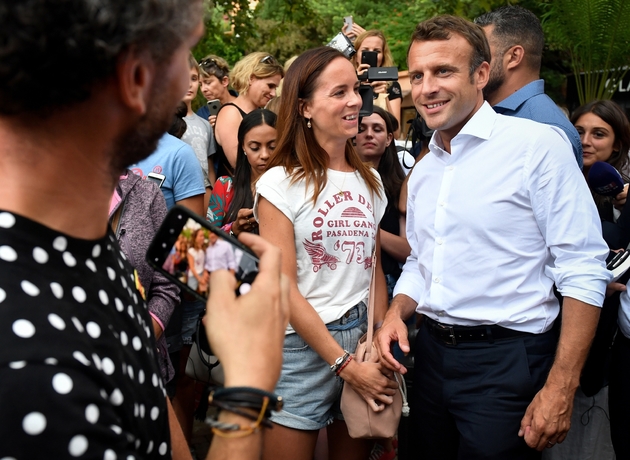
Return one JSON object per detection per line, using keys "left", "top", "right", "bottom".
{"left": 306, "top": 118, "right": 312, "bottom": 129}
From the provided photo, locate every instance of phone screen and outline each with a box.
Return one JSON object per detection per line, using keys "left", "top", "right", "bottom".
{"left": 147, "top": 206, "right": 259, "bottom": 302}
{"left": 146, "top": 173, "right": 165, "bottom": 188}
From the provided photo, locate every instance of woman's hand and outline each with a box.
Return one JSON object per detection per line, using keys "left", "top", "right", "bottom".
{"left": 613, "top": 184, "right": 629, "bottom": 210}
{"left": 339, "top": 358, "right": 398, "bottom": 412}
{"left": 208, "top": 114, "right": 217, "bottom": 128}
{"left": 357, "top": 62, "right": 370, "bottom": 79}
{"left": 232, "top": 208, "right": 257, "bottom": 236}
{"left": 371, "top": 80, "right": 388, "bottom": 95}
{"left": 343, "top": 22, "right": 366, "bottom": 40}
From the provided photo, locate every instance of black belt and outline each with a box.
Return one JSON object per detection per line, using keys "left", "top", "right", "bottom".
{"left": 424, "top": 316, "right": 533, "bottom": 345}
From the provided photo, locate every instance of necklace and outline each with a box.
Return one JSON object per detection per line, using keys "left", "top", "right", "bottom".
{"left": 328, "top": 170, "right": 354, "bottom": 197}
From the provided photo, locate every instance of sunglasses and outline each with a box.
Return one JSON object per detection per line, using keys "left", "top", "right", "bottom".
{"left": 260, "top": 55, "right": 278, "bottom": 65}
{"left": 199, "top": 58, "right": 227, "bottom": 71}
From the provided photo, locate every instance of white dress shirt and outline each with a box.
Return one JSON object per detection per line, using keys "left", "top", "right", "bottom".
{"left": 204, "top": 239, "right": 236, "bottom": 272}
{"left": 394, "top": 102, "right": 611, "bottom": 333}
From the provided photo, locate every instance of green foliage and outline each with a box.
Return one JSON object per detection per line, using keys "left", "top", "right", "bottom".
{"left": 192, "top": 0, "right": 259, "bottom": 65}
{"left": 308, "top": 0, "right": 527, "bottom": 69}
{"left": 247, "top": 0, "right": 332, "bottom": 63}
{"left": 541, "top": 0, "right": 630, "bottom": 104}
{"left": 191, "top": 0, "right": 618, "bottom": 108}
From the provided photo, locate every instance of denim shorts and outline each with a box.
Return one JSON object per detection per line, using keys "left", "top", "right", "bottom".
{"left": 181, "top": 297, "right": 206, "bottom": 345}
{"left": 270, "top": 301, "right": 368, "bottom": 430}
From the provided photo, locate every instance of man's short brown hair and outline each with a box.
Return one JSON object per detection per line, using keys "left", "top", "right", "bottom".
{"left": 408, "top": 15, "right": 491, "bottom": 81}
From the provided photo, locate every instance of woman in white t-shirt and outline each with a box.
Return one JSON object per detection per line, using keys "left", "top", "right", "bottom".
{"left": 186, "top": 228, "right": 206, "bottom": 294}
{"left": 255, "top": 46, "right": 398, "bottom": 460}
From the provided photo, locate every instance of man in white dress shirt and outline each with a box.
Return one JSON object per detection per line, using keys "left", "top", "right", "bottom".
{"left": 375, "top": 15, "right": 611, "bottom": 460}
{"left": 204, "top": 232, "right": 237, "bottom": 276}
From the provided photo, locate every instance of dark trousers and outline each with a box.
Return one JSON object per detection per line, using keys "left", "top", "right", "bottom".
{"left": 609, "top": 332, "right": 630, "bottom": 458}
{"left": 411, "top": 320, "right": 557, "bottom": 460}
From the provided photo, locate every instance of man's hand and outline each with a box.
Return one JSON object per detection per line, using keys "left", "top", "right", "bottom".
{"left": 518, "top": 382, "right": 573, "bottom": 450}
{"left": 202, "top": 233, "right": 289, "bottom": 392}
{"left": 519, "top": 297, "right": 601, "bottom": 451}
{"left": 374, "top": 294, "right": 417, "bottom": 374}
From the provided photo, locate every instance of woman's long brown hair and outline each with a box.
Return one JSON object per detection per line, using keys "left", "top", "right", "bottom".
{"left": 265, "top": 46, "right": 382, "bottom": 204}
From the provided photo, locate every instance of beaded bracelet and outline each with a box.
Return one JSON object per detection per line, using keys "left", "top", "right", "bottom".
{"left": 336, "top": 354, "right": 353, "bottom": 376}
{"left": 206, "top": 396, "right": 270, "bottom": 438}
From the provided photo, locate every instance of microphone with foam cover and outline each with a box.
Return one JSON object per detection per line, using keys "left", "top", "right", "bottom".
{"left": 587, "top": 161, "right": 625, "bottom": 196}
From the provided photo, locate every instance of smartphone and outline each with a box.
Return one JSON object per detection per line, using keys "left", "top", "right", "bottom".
{"left": 146, "top": 172, "right": 166, "bottom": 188}
{"left": 207, "top": 99, "right": 221, "bottom": 117}
{"left": 146, "top": 205, "right": 259, "bottom": 302}
{"left": 344, "top": 15, "right": 353, "bottom": 33}
{"left": 361, "top": 50, "right": 378, "bottom": 68}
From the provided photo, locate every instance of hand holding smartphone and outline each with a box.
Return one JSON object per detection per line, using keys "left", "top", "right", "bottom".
{"left": 607, "top": 249, "right": 630, "bottom": 282}
{"left": 361, "top": 50, "right": 378, "bottom": 68}
{"left": 344, "top": 15, "right": 353, "bottom": 34}
{"left": 147, "top": 205, "right": 259, "bottom": 302}
{"left": 207, "top": 99, "right": 221, "bottom": 117}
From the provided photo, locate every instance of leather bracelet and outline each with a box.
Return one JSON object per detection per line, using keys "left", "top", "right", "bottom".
{"left": 205, "top": 396, "right": 270, "bottom": 438}
{"left": 210, "top": 394, "right": 277, "bottom": 421}
{"left": 336, "top": 354, "right": 353, "bottom": 376}
{"left": 210, "top": 387, "right": 284, "bottom": 413}
{"left": 211, "top": 399, "right": 273, "bottom": 428}
{"left": 330, "top": 350, "right": 350, "bottom": 373}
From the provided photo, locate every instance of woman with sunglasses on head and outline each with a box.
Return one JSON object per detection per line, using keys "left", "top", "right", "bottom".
{"left": 213, "top": 52, "right": 283, "bottom": 178}
{"left": 196, "top": 54, "right": 237, "bottom": 127}
{"left": 255, "top": 46, "right": 398, "bottom": 460}
{"left": 207, "top": 109, "right": 277, "bottom": 236}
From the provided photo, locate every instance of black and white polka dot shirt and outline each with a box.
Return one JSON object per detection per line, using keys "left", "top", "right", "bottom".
{"left": 0, "top": 211, "right": 171, "bottom": 459}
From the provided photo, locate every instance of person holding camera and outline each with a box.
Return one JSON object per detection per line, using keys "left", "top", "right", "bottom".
{"left": 352, "top": 30, "right": 402, "bottom": 137}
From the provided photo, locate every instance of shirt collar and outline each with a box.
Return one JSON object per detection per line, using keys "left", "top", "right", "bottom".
{"left": 494, "top": 79, "right": 545, "bottom": 112}
{"left": 429, "top": 101, "right": 496, "bottom": 155}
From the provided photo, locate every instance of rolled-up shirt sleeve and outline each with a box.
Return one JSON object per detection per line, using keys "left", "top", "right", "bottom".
{"left": 528, "top": 127, "right": 612, "bottom": 307}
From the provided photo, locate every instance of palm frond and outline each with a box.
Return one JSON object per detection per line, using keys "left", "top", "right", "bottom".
{"left": 541, "top": 0, "right": 630, "bottom": 104}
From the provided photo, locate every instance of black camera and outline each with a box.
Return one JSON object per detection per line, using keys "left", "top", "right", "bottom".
{"left": 357, "top": 67, "right": 399, "bottom": 117}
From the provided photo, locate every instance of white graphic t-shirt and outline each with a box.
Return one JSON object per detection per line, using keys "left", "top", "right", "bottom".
{"left": 256, "top": 167, "right": 386, "bottom": 334}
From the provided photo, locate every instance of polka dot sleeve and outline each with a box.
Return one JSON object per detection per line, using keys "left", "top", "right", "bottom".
{"left": 0, "top": 211, "right": 171, "bottom": 459}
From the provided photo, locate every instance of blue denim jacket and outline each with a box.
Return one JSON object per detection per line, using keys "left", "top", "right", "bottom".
{"left": 493, "top": 80, "right": 583, "bottom": 169}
